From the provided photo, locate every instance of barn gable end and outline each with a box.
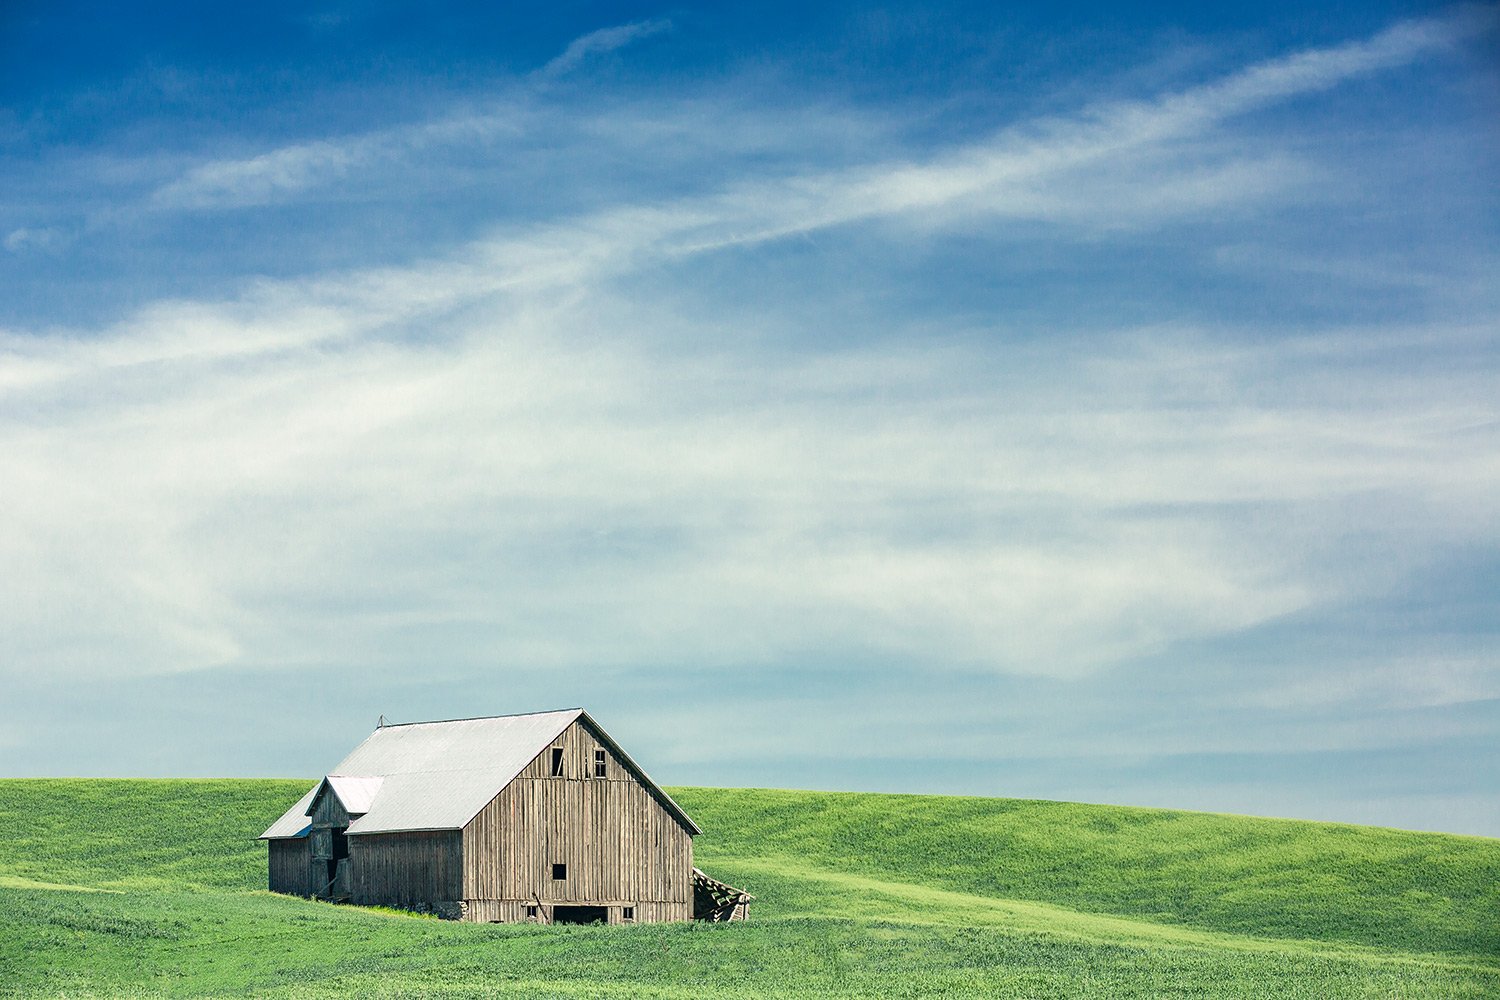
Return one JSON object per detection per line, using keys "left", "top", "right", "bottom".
{"left": 461, "top": 716, "right": 694, "bottom": 924}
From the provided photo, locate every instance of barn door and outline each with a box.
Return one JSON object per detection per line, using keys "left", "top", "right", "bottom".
{"left": 330, "top": 829, "right": 350, "bottom": 901}
{"left": 330, "top": 858, "right": 350, "bottom": 901}
{"left": 310, "top": 829, "right": 331, "bottom": 897}
{"left": 309, "top": 827, "right": 350, "bottom": 900}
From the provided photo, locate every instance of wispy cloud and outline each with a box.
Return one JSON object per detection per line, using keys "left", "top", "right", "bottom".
{"left": 148, "top": 109, "right": 525, "bottom": 210}
{"left": 678, "top": 9, "right": 1491, "bottom": 245}
{"left": 541, "top": 19, "right": 673, "bottom": 77}
{"left": 146, "top": 18, "right": 673, "bottom": 211}
{"left": 152, "top": 138, "right": 365, "bottom": 209}
{"left": 3, "top": 226, "right": 67, "bottom": 254}
{"left": 132, "top": 9, "right": 1487, "bottom": 308}
{"left": 140, "top": 6, "right": 1491, "bottom": 224}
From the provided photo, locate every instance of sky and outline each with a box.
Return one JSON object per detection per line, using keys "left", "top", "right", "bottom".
{"left": 1, "top": 1, "right": 1497, "bottom": 836}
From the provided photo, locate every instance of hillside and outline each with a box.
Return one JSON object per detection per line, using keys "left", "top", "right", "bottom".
{"left": 680, "top": 788, "right": 1500, "bottom": 956}
{"left": 0, "top": 779, "right": 1496, "bottom": 998}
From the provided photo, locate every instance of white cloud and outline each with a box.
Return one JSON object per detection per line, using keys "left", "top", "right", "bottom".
{"left": 4, "top": 227, "right": 66, "bottom": 253}
{"left": 1, "top": 287, "right": 1494, "bottom": 682}
{"left": 152, "top": 139, "right": 364, "bottom": 209}
{"left": 149, "top": 109, "right": 525, "bottom": 210}
{"left": 541, "top": 19, "right": 672, "bottom": 77}
{"left": 3, "top": 12, "right": 1496, "bottom": 684}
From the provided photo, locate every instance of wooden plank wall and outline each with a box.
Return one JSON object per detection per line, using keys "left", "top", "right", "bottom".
{"left": 461, "top": 718, "right": 693, "bottom": 923}
{"left": 309, "top": 787, "right": 350, "bottom": 829}
{"left": 268, "top": 838, "right": 313, "bottom": 896}
{"left": 349, "top": 830, "right": 463, "bottom": 909}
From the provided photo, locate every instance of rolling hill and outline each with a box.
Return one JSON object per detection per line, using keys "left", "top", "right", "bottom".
{"left": 1, "top": 779, "right": 1495, "bottom": 998}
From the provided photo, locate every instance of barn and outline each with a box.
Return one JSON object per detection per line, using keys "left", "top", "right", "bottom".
{"left": 259, "top": 708, "right": 750, "bottom": 923}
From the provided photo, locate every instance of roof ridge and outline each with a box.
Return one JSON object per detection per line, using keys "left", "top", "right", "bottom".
{"left": 375, "top": 707, "right": 583, "bottom": 729}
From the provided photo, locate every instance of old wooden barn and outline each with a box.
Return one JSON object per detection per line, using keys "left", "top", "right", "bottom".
{"left": 259, "top": 708, "right": 750, "bottom": 924}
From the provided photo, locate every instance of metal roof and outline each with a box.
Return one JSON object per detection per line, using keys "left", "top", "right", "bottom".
{"left": 261, "top": 785, "right": 315, "bottom": 839}
{"left": 259, "top": 708, "right": 700, "bottom": 839}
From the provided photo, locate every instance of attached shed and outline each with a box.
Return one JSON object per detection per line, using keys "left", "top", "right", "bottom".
{"left": 260, "top": 708, "right": 747, "bottom": 924}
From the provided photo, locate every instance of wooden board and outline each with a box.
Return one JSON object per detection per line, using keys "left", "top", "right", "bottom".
{"left": 349, "top": 830, "right": 463, "bottom": 909}
{"left": 268, "top": 838, "right": 313, "bottom": 896}
{"left": 461, "top": 718, "right": 693, "bottom": 922}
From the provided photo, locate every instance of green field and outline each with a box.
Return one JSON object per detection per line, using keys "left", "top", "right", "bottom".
{"left": 0, "top": 780, "right": 1495, "bottom": 998}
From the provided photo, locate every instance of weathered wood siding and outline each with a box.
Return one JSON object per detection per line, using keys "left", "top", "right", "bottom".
{"left": 268, "top": 838, "right": 313, "bottom": 896}
{"left": 461, "top": 718, "right": 693, "bottom": 922}
{"left": 349, "top": 830, "right": 463, "bottom": 909}
{"left": 308, "top": 786, "right": 350, "bottom": 829}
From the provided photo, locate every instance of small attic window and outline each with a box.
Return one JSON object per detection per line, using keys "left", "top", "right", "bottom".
{"left": 593, "top": 748, "right": 607, "bottom": 778}
{"left": 550, "top": 747, "right": 564, "bottom": 776}
{"left": 552, "top": 863, "right": 567, "bottom": 880}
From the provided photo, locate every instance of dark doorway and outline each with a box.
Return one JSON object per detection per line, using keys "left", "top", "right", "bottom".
{"left": 325, "top": 829, "right": 351, "bottom": 901}
{"left": 551, "top": 905, "right": 608, "bottom": 925}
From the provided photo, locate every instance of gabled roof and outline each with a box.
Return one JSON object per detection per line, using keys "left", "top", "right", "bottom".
{"left": 259, "top": 708, "right": 700, "bottom": 840}
{"left": 310, "top": 775, "right": 384, "bottom": 816}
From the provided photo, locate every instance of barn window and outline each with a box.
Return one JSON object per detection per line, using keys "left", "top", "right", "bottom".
{"left": 526, "top": 905, "right": 538, "bottom": 919}
{"left": 550, "top": 747, "right": 564, "bottom": 776}
{"left": 622, "top": 905, "right": 635, "bottom": 922}
{"left": 552, "top": 862, "right": 567, "bottom": 880}
{"left": 593, "top": 748, "right": 607, "bottom": 778}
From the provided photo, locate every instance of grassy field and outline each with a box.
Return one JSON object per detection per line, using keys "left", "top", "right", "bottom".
{"left": 0, "top": 780, "right": 1495, "bottom": 998}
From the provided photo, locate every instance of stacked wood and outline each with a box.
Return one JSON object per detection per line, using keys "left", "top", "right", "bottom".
{"left": 692, "top": 867, "right": 753, "bottom": 922}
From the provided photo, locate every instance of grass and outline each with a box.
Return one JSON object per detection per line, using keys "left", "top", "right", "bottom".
{"left": 0, "top": 779, "right": 1495, "bottom": 998}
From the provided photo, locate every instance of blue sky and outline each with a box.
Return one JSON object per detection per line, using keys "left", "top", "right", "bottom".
{"left": 2, "top": 1, "right": 1497, "bottom": 836}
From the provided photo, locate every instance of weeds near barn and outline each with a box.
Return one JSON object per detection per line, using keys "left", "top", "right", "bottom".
{"left": 0, "top": 780, "right": 1496, "bottom": 997}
